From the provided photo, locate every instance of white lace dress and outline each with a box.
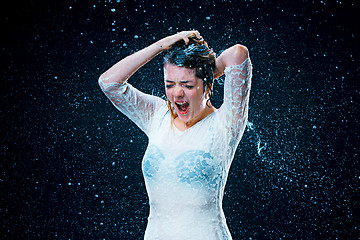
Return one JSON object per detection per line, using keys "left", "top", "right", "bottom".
{"left": 99, "top": 58, "right": 252, "bottom": 240}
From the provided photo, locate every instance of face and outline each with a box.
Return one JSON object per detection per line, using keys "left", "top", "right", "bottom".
{"left": 164, "top": 63, "right": 208, "bottom": 123}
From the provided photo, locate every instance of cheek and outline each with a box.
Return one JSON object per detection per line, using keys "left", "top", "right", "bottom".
{"left": 165, "top": 88, "right": 172, "bottom": 99}
{"left": 188, "top": 90, "right": 202, "bottom": 103}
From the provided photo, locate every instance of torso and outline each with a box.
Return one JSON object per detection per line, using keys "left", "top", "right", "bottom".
{"left": 142, "top": 108, "right": 234, "bottom": 240}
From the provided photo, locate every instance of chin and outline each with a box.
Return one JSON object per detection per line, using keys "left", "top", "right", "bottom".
{"left": 177, "top": 112, "right": 191, "bottom": 122}
{"left": 177, "top": 114, "right": 189, "bottom": 122}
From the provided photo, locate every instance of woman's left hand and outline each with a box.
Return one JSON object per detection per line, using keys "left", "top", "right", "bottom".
{"left": 213, "top": 44, "right": 249, "bottom": 79}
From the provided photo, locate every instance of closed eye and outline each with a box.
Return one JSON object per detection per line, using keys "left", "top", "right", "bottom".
{"left": 186, "top": 85, "right": 194, "bottom": 89}
{"left": 165, "top": 85, "right": 174, "bottom": 89}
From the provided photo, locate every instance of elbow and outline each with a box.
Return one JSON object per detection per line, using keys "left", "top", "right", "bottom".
{"left": 98, "top": 72, "right": 113, "bottom": 87}
{"left": 98, "top": 70, "right": 110, "bottom": 84}
{"left": 233, "top": 44, "right": 249, "bottom": 63}
{"left": 98, "top": 71, "right": 128, "bottom": 86}
{"left": 98, "top": 73, "right": 105, "bottom": 86}
{"left": 98, "top": 75, "right": 103, "bottom": 86}
{"left": 98, "top": 75, "right": 105, "bottom": 91}
{"left": 98, "top": 73, "right": 110, "bottom": 90}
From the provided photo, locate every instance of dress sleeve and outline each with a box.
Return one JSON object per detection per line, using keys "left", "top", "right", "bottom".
{"left": 220, "top": 57, "right": 252, "bottom": 141}
{"left": 99, "top": 80, "right": 166, "bottom": 135}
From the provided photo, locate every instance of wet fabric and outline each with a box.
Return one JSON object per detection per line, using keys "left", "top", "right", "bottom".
{"left": 99, "top": 58, "right": 252, "bottom": 239}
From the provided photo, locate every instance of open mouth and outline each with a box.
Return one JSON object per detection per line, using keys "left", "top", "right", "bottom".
{"left": 175, "top": 101, "right": 190, "bottom": 115}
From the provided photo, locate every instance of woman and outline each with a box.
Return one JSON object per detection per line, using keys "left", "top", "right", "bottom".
{"left": 99, "top": 30, "right": 252, "bottom": 239}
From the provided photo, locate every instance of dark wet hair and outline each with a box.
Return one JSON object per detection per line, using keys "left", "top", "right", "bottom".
{"left": 164, "top": 37, "right": 216, "bottom": 97}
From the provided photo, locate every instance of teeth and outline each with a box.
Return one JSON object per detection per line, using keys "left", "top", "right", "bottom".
{"left": 176, "top": 102, "right": 187, "bottom": 105}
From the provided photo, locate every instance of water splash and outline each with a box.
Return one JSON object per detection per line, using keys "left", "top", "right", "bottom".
{"left": 247, "top": 121, "right": 266, "bottom": 157}
{"left": 256, "top": 138, "right": 267, "bottom": 156}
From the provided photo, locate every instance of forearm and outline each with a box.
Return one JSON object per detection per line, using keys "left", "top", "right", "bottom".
{"left": 221, "top": 45, "right": 252, "bottom": 138}
{"left": 98, "top": 31, "right": 202, "bottom": 84}
{"left": 98, "top": 41, "right": 164, "bottom": 84}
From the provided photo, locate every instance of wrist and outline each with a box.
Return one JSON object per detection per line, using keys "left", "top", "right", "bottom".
{"left": 156, "top": 35, "right": 177, "bottom": 51}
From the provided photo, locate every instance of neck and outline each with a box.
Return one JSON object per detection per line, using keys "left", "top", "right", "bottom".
{"left": 183, "top": 103, "right": 216, "bottom": 129}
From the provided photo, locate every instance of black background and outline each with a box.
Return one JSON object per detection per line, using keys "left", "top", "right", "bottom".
{"left": 1, "top": 0, "right": 359, "bottom": 239}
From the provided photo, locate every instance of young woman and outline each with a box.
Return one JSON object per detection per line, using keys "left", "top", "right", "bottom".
{"left": 99, "top": 30, "right": 252, "bottom": 240}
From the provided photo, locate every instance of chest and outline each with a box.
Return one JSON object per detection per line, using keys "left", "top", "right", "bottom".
{"left": 142, "top": 116, "right": 224, "bottom": 188}
{"left": 142, "top": 144, "right": 224, "bottom": 190}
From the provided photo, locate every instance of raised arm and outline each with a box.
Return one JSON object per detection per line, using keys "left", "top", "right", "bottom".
{"left": 213, "top": 44, "right": 249, "bottom": 79}
{"left": 98, "top": 31, "right": 203, "bottom": 84}
{"left": 215, "top": 44, "right": 252, "bottom": 140}
{"left": 98, "top": 31, "right": 204, "bottom": 134}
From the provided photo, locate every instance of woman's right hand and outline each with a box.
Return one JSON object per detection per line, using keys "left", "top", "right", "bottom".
{"left": 99, "top": 30, "right": 204, "bottom": 85}
{"left": 158, "top": 30, "right": 203, "bottom": 50}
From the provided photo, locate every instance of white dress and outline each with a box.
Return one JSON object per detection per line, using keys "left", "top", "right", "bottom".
{"left": 99, "top": 58, "right": 252, "bottom": 240}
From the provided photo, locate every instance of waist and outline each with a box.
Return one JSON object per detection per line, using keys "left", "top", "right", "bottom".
{"left": 145, "top": 209, "right": 231, "bottom": 240}
{"left": 149, "top": 200, "right": 224, "bottom": 220}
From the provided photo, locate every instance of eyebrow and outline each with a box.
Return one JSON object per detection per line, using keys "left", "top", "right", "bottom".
{"left": 165, "top": 80, "right": 192, "bottom": 83}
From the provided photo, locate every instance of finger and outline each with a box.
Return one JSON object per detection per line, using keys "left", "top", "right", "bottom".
{"left": 194, "top": 31, "right": 201, "bottom": 39}
{"left": 179, "top": 30, "right": 201, "bottom": 44}
{"left": 182, "top": 32, "right": 191, "bottom": 45}
{"left": 183, "top": 37, "right": 189, "bottom": 45}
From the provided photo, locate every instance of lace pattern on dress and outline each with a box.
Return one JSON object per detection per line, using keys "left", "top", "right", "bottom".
{"left": 99, "top": 81, "right": 165, "bottom": 134}
{"left": 223, "top": 58, "right": 252, "bottom": 141}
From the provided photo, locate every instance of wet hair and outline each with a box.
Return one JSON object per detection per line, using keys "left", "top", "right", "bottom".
{"left": 164, "top": 37, "right": 216, "bottom": 120}
{"left": 164, "top": 37, "right": 216, "bottom": 93}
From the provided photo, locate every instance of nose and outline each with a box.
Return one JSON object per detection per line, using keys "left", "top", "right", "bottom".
{"left": 173, "top": 85, "right": 184, "bottom": 98}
